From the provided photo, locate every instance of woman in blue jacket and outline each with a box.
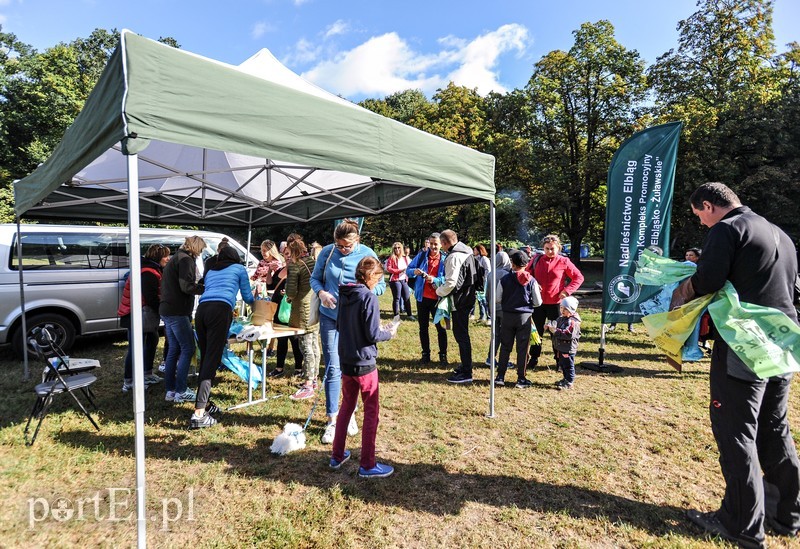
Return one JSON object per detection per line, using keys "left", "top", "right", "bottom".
{"left": 310, "top": 219, "right": 385, "bottom": 444}
{"left": 190, "top": 246, "right": 254, "bottom": 429}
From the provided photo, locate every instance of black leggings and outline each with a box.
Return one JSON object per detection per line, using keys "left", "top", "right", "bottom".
{"left": 528, "top": 303, "right": 560, "bottom": 367}
{"left": 195, "top": 301, "right": 233, "bottom": 409}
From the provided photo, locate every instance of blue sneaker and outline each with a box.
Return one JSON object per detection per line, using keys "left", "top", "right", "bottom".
{"left": 358, "top": 462, "right": 394, "bottom": 478}
{"left": 329, "top": 450, "right": 351, "bottom": 470}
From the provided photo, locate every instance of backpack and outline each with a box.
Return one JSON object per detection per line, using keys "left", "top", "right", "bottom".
{"left": 455, "top": 253, "right": 486, "bottom": 293}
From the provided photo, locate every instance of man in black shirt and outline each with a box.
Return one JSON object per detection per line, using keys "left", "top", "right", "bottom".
{"left": 675, "top": 183, "right": 800, "bottom": 547}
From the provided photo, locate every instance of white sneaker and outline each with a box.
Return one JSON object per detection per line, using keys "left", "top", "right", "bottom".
{"left": 158, "top": 362, "right": 166, "bottom": 373}
{"left": 173, "top": 389, "right": 196, "bottom": 403}
{"left": 165, "top": 391, "right": 176, "bottom": 402}
{"left": 321, "top": 423, "right": 336, "bottom": 444}
{"left": 122, "top": 380, "right": 133, "bottom": 393}
{"left": 347, "top": 414, "right": 358, "bottom": 436}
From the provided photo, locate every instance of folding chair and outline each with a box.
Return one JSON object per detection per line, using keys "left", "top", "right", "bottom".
{"left": 24, "top": 328, "right": 100, "bottom": 446}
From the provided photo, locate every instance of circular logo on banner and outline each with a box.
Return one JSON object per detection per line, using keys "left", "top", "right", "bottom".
{"left": 608, "top": 275, "right": 640, "bottom": 304}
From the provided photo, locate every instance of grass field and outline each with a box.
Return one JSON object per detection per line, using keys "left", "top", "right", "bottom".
{"left": 1, "top": 287, "right": 799, "bottom": 548}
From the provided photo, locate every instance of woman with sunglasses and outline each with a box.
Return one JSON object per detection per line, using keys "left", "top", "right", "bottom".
{"left": 386, "top": 241, "right": 414, "bottom": 320}
{"left": 310, "top": 219, "right": 385, "bottom": 444}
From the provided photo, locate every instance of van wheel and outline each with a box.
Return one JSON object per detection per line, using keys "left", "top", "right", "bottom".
{"left": 12, "top": 313, "right": 76, "bottom": 359}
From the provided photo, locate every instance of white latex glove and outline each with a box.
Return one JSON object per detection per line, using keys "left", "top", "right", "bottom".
{"left": 318, "top": 290, "right": 337, "bottom": 309}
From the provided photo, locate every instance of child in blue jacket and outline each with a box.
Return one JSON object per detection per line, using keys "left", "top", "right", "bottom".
{"left": 329, "top": 257, "right": 398, "bottom": 478}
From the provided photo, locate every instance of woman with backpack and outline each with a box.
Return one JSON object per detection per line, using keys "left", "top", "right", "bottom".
{"left": 118, "top": 244, "right": 171, "bottom": 393}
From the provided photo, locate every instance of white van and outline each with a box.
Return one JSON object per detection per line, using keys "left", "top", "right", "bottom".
{"left": 0, "top": 224, "right": 259, "bottom": 357}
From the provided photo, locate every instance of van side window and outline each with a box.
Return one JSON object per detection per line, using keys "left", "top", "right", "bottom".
{"left": 11, "top": 232, "right": 124, "bottom": 270}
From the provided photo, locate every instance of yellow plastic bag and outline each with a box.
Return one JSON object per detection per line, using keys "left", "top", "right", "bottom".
{"left": 641, "top": 292, "right": 714, "bottom": 371}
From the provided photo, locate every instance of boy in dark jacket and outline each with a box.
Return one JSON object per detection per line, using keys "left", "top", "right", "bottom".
{"left": 547, "top": 296, "right": 581, "bottom": 390}
{"left": 493, "top": 250, "right": 542, "bottom": 388}
{"left": 330, "top": 257, "right": 398, "bottom": 478}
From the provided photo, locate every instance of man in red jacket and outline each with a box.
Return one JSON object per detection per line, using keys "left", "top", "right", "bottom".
{"left": 525, "top": 235, "right": 584, "bottom": 371}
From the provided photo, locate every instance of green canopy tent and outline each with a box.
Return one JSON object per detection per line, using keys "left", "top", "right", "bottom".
{"left": 13, "top": 30, "right": 497, "bottom": 548}
{"left": 15, "top": 32, "right": 495, "bottom": 225}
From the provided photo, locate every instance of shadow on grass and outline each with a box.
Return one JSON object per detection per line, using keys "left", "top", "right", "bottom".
{"left": 54, "top": 430, "right": 688, "bottom": 538}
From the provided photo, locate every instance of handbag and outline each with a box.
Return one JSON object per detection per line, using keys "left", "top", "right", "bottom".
{"left": 277, "top": 295, "right": 291, "bottom": 323}
{"left": 142, "top": 305, "right": 160, "bottom": 333}
{"left": 308, "top": 248, "right": 334, "bottom": 326}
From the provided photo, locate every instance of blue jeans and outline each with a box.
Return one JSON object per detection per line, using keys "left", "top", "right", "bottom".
{"left": 123, "top": 323, "right": 159, "bottom": 381}
{"left": 162, "top": 314, "right": 194, "bottom": 394}
{"left": 558, "top": 353, "right": 576, "bottom": 384}
{"left": 320, "top": 315, "right": 341, "bottom": 417}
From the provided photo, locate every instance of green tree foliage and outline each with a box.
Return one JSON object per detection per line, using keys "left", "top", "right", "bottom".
{"left": 648, "top": 0, "right": 799, "bottom": 249}
{"left": 360, "top": 84, "right": 499, "bottom": 250}
{"left": 0, "top": 29, "right": 180, "bottom": 223}
{"left": 0, "top": 29, "right": 119, "bottom": 187}
{"left": 523, "top": 20, "right": 648, "bottom": 261}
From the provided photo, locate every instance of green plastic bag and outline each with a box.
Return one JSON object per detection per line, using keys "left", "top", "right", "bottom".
{"left": 277, "top": 297, "right": 291, "bottom": 324}
{"left": 708, "top": 282, "right": 800, "bottom": 379}
{"left": 634, "top": 248, "right": 696, "bottom": 286}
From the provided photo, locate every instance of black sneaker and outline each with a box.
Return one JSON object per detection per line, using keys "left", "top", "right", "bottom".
{"left": 766, "top": 514, "right": 800, "bottom": 537}
{"left": 418, "top": 353, "right": 431, "bottom": 365}
{"left": 190, "top": 412, "right": 217, "bottom": 429}
{"left": 267, "top": 368, "right": 284, "bottom": 378}
{"left": 206, "top": 401, "right": 221, "bottom": 416}
{"left": 686, "top": 509, "right": 764, "bottom": 549}
{"left": 515, "top": 378, "right": 533, "bottom": 389}
{"left": 494, "top": 377, "right": 505, "bottom": 387}
{"left": 447, "top": 371, "right": 473, "bottom": 384}
{"left": 439, "top": 353, "right": 449, "bottom": 366}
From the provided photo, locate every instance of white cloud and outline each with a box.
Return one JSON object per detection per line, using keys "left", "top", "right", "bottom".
{"left": 323, "top": 19, "right": 349, "bottom": 40}
{"left": 292, "top": 0, "right": 310, "bottom": 5}
{"left": 0, "top": 14, "right": 6, "bottom": 25}
{"left": 297, "top": 24, "right": 529, "bottom": 99}
{"left": 251, "top": 22, "right": 272, "bottom": 40}
{"left": 443, "top": 24, "right": 529, "bottom": 94}
{"left": 283, "top": 37, "right": 322, "bottom": 65}
{"left": 300, "top": 33, "right": 444, "bottom": 98}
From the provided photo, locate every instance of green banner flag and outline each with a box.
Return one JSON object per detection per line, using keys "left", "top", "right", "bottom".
{"left": 602, "top": 121, "right": 682, "bottom": 324}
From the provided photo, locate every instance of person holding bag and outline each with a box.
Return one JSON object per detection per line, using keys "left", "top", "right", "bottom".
{"left": 119, "top": 244, "right": 171, "bottom": 393}
{"left": 284, "top": 237, "right": 320, "bottom": 400}
{"left": 266, "top": 240, "right": 304, "bottom": 377}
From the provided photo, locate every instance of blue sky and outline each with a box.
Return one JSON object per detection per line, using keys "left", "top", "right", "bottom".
{"left": 1, "top": 0, "right": 797, "bottom": 101}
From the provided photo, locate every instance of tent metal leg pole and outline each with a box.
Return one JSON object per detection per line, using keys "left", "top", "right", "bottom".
{"left": 244, "top": 221, "right": 253, "bottom": 317}
{"left": 16, "top": 218, "right": 29, "bottom": 380}
{"left": 127, "top": 153, "right": 148, "bottom": 549}
{"left": 488, "top": 201, "right": 496, "bottom": 418}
